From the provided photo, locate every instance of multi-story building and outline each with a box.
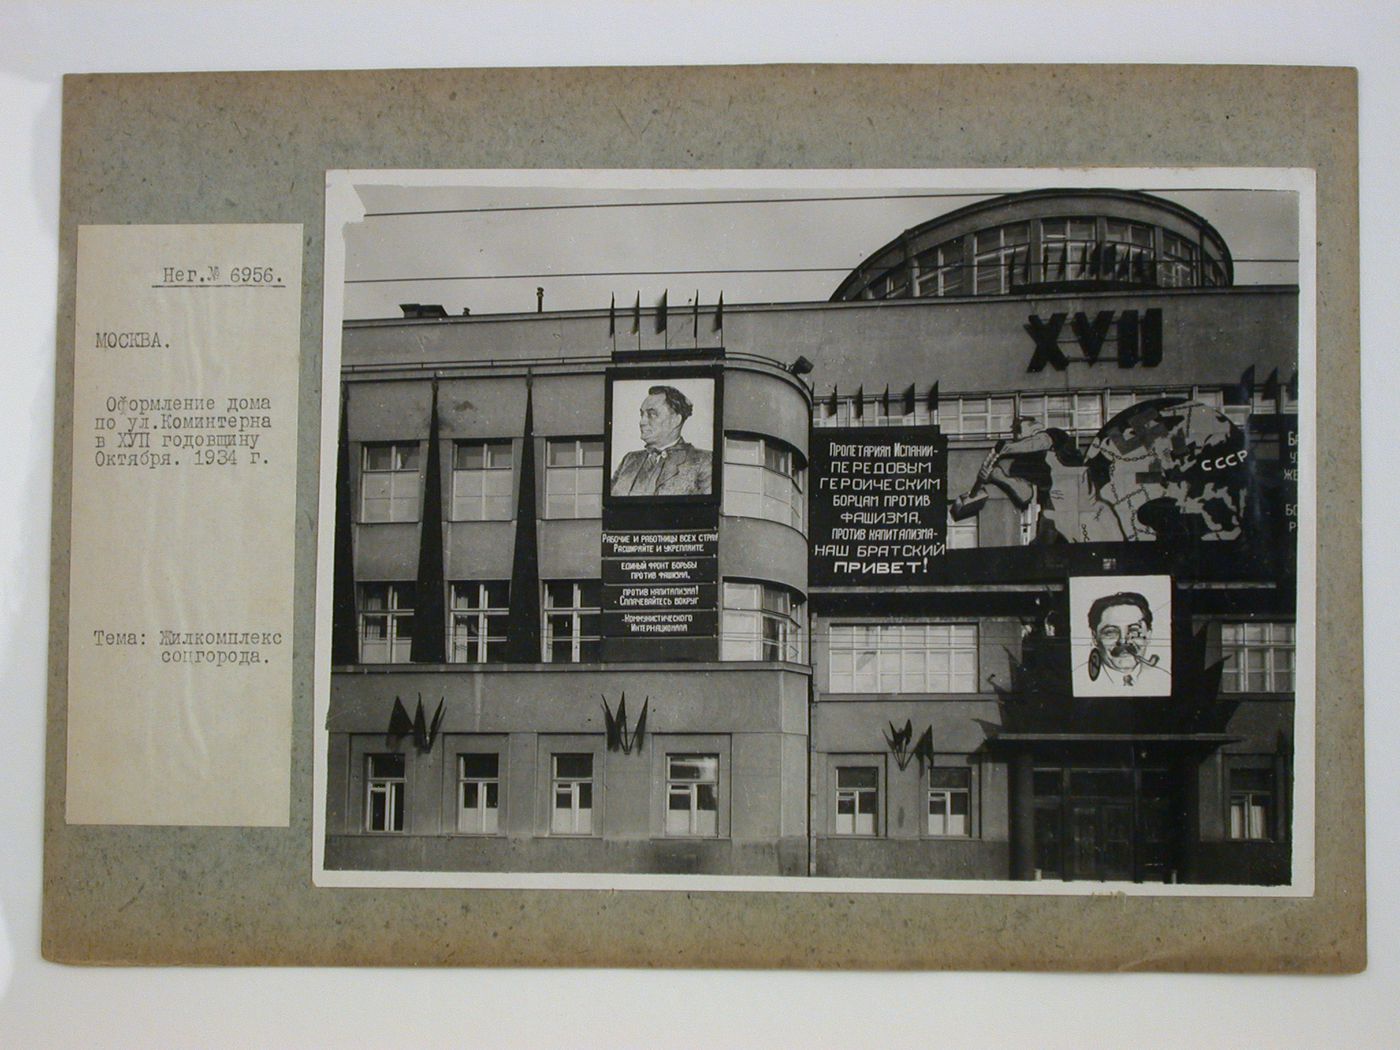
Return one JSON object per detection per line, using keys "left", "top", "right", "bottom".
{"left": 323, "top": 189, "right": 1299, "bottom": 885}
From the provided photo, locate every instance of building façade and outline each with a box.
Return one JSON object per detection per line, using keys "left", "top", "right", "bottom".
{"left": 323, "top": 189, "right": 1300, "bottom": 885}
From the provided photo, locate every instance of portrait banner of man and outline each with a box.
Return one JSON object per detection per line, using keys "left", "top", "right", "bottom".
{"left": 605, "top": 372, "right": 718, "bottom": 502}
{"left": 1069, "top": 574, "right": 1173, "bottom": 697}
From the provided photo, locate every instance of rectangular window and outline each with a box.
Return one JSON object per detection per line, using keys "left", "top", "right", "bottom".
{"left": 365, "top": 753, "right": 405, "bottom": 832}
{"left": 545, "top": 438, "right": 604, "bottom": 519}
{"left": 973, "top": 222, "right": 1030, "bottom": 294}
{"left": 723, "top": 434, "right": 804, "bottom": 530}
{"left": 946, "top": 509, "right": 978, "bottom": 550}
{"left": 1104, "top": 219, "right": 1155, "bottom": 280}
{"left": 361, "top": 442, "right": 420, "bottom": 522}
{"left": 927, "top": 767, "right": 972, "bottom": 837}
{"left": 448, "top": 581, "right": 510, "bottom": 663}
{"left": 665, "top": 754, "right": 719, "bottom": 837}
{"left": 721, "top": 580, "right": 804, "bottom": 662}
{"left": 542, "top": 580, "right": 601, "bottom": 663}
{"left": 914, "top": 238, "right": 966, "bottom": 297}
{"left": 1220, "top": 622, "right": 1296, "bottom": 693}
{"left": 451, "top": 440, "right": 514, "bottom": 521}
{"left": 834, "top": 766, "right": 879, "bottom": 836}
{"left": 358, "top": 582, "right": 414, "bottom": 664}
{"left": 1228, "top": 768, "right": 1275, "bottom": 841}
{"left": 1161, "top": 230, "right": 1200, "bottom": 288}
{"left": 1039, "top": 217, "right": 1096, "bottom": 281}
{"left": 943, "top": 396, "right": 1015, "bottom": 438}
{"left": 457, "top": 753, "right": 500, "bottom": 834}
{"left": 550, "top": 753, "right": 594, "bottom": 834}
{"left": 827, "top": 623, "right": 977, "bottom": 694}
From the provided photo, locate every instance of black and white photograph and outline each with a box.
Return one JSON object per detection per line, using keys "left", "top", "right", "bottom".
{"left": 314, "top": 169, "right": 1313, "bottom": 892}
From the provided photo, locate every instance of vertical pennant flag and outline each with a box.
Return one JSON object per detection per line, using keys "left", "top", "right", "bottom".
{"left": 713, "top": 291, "right": 724, "bottom": 332}
{"left": 913, "top": 725, "right": 935, "bottom": 765}
{"left": 386, "top": 696, "right": 414, "bottom": 746}
{"left": 1021, "top": 247, "right": 1031, "bottom": 285}
{"left": 608, "top": 293, "right": 616, "bottom": 337}
{"left": 631, "top": 292, "right": 640, "bottom": 334}
{"left": 852, "top": 385, "right": 864, "bottom": 421}
{"left": 1287, "top": 370, "right": 1299, "bottom": 402}
{"left": 410, "top": 378, "right": 446, "bottom": 663}
{"left": 505, "top": 379, "right": 542, "bottom": 662}
{"left": 655, "top": 290, "right": 668, "bottom": 334}
{"left": 331, "top": 383, "right": 359, "bottom": 666}
{"left": 902, "top": 383, "right": 917, "bottom": 417}
{"left": 881, "top": 385, "right": 891, "bottom": 420}
{"left": 692, "top": 290, "right": 699, "bottom": 339}
{"left": 826, "top": 383, "right": 839, "bottom": 418}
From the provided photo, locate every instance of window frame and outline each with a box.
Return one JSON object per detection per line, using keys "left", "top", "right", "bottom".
{"left": 1226, "top": 765, "right": 1278, "bottom": 842}
{"left": 450, "top": 438, "right": 515, "bottom": 522}
{"left": 720, "top": 579, "right": 805, "bottom": 663}
{"left": 722, "top": 432, "right": 806, "bottom": 531}
{"left": 447, "top": 580, "right": 510, "bottom": 664}
{"left": 1219, "top": 621, "right": 1296, "bottom": 694}
{"left": 456, "top": 751, "right": 502, "bottom": 835}
{"left": 831, "top": 761, "right": 882, "bottom": 837}
{"left": 364, "top": 752, "right": 407, "bottom": 834}
{"left": 550, "top": 752, "right": 596, "bottom": 836}
{"left": 541, "top": 580, "right": 602, "bottom": 663}
{"left": 925, "top": 766, "right": 973, "bottom": 838}
{"left": 664, "top": 753, "right": 721, "bottom": 838}
{"left": 360, "top": 441, "right": 421, "bottom": 523}
{"left": 826, "top": 621, "right": 979, "bottom": 695}
{"left": 544, "top": 436, "right": 605, "bottom": 519}
{"left": 357, "top": 581, "right": 415, "bottom": 664}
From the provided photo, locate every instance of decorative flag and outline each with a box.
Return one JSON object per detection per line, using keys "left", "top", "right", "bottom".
{"left": 608, "top": 293, "right": 616, "bottom": 337}
{"left": 902, "top": 383, "right": 917, "bottom": 417}
{"left": 631, "top": 292, "right": 640, "bottom": 334}
{"left": 656, "top": 290, "right": 668, "bottom": 333}
{"left": 826, "top": 383, "right": 839, "bottom": 416}
{"left": 852, "top": 385, "right": 864, "bottom": 420}
{"left": 714, "top": 291, "right": 724, "bottom": 332}
{"left": 881, "top": 385, "right": 891, "bottom": 418}
{"left": 928, "top": 381, "right": 940, "bottom": 415}
{"left": 692, "top": 290, "right": 699, "bottom": 338}
{"left": 1225, "top": 365, "right": 1256, "bottom": 406}
{"left": 913, "top": 726, "right": 935, "bottom": 765}
{"left": 386, "top": 697, "right": 414, "bottom": 746}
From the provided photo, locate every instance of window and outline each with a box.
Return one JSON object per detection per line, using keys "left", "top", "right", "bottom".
{"left": 1228, "top": 768, "right": 1276, "bottom": 841}
{"left": 550, "top": 753, "right": 594, "bottom": 834}
{"left": 834, "top": 766, "right": 880, "bottom": 836}
{"left": 927, "top": 767, "right": 971, "bottom": 836}
{"left": 723, "top": 434, "right": 804, "bottom": 530}
{"left": 1103, "top": 219, "right": 1155, "bottom": 280}
{"left": 1160, "top": 230, "right": 1200, "bottom": 288}
{"left": 457, "top": 753, "right": 500, "bottom": 834}
{"left": 365, "top": 753, "right": 405, "bottom": 832}
{"left": 542, "top": 580, "right": 601, "bottom": 663}
{"left": 545, "top": 438, "right": 604, "bottom": 518}
{"left": 721, "top": 581, "right": 804, "bottom": 662}
{"left": 665, "top": 755, "right": 719, "bottom": 836}
{"left": 451, "top": 440, "right": 513, "bottom": 521}
{"left": 1220, "top": 622, "right": 1296, "bottom": 693}
{"left": 828, "top": 623, "right": 977, "bottom": 694}
{"left": 361, "top": 442, "right": 420, "bottom": 522}
{"left": 940, "top": 395, "right": 1015, "bottom": 438}
{"left": 946, "top": 508, "right": 978, "bottom": 550}
{"left": 1039, "top": 217, "right": 1096, "bottom": 281}
{"left": 448, "top": 581, "right": 510, "bottom": 663}
{"left": 914, "top": 238, "right": 966, "bottom": 297}
{"left": 973, "top": 222, "right": 1030, "bottom": 294}
{"left": 358, "top": 582, "right": 414, "bottom": 663}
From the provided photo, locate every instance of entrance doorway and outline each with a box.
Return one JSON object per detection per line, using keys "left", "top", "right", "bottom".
{"left": 1033, "top": 766, "right": 1181, "bottom": 881}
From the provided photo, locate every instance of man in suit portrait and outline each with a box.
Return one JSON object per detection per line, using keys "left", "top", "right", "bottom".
{"left": 611, "top": 384, "right": 713, "bottom": 496}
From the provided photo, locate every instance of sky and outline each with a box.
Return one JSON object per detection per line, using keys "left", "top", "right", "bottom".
{"left": 337, "top": 174, "right": 1301, "bottom": 320}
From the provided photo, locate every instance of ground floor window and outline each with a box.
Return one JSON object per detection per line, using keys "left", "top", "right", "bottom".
{"left": 834, "top": 765, "right": 880, "bottom": 836}
{"left": 365, "top": 753, "right": 406, "bottom": 832}
{"left": 1228, "top": 767, "right": 1276, "bottom": 841}
{"left": 551, "top": 753, "right": 595, "bottom": 834}
{"left": 457, "top": 753, "right": 500, "bottom": 834}
{"left": 927, "top": 767, "right": 971, "bottom": 836}
{"left": 665, "top": 754, "right": 719, "bottom": 836}
{"left": 542, "top": 580, "right": 602, "bottom": 663}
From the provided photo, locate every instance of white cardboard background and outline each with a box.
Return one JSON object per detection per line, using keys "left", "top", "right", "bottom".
{"left": 1, "top": 2, "right": 1395, "bottom": 1047}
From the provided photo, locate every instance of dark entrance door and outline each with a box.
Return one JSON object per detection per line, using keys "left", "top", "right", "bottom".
{"left": 1032, "top": 764, "right": 1183, "bottom": 882}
